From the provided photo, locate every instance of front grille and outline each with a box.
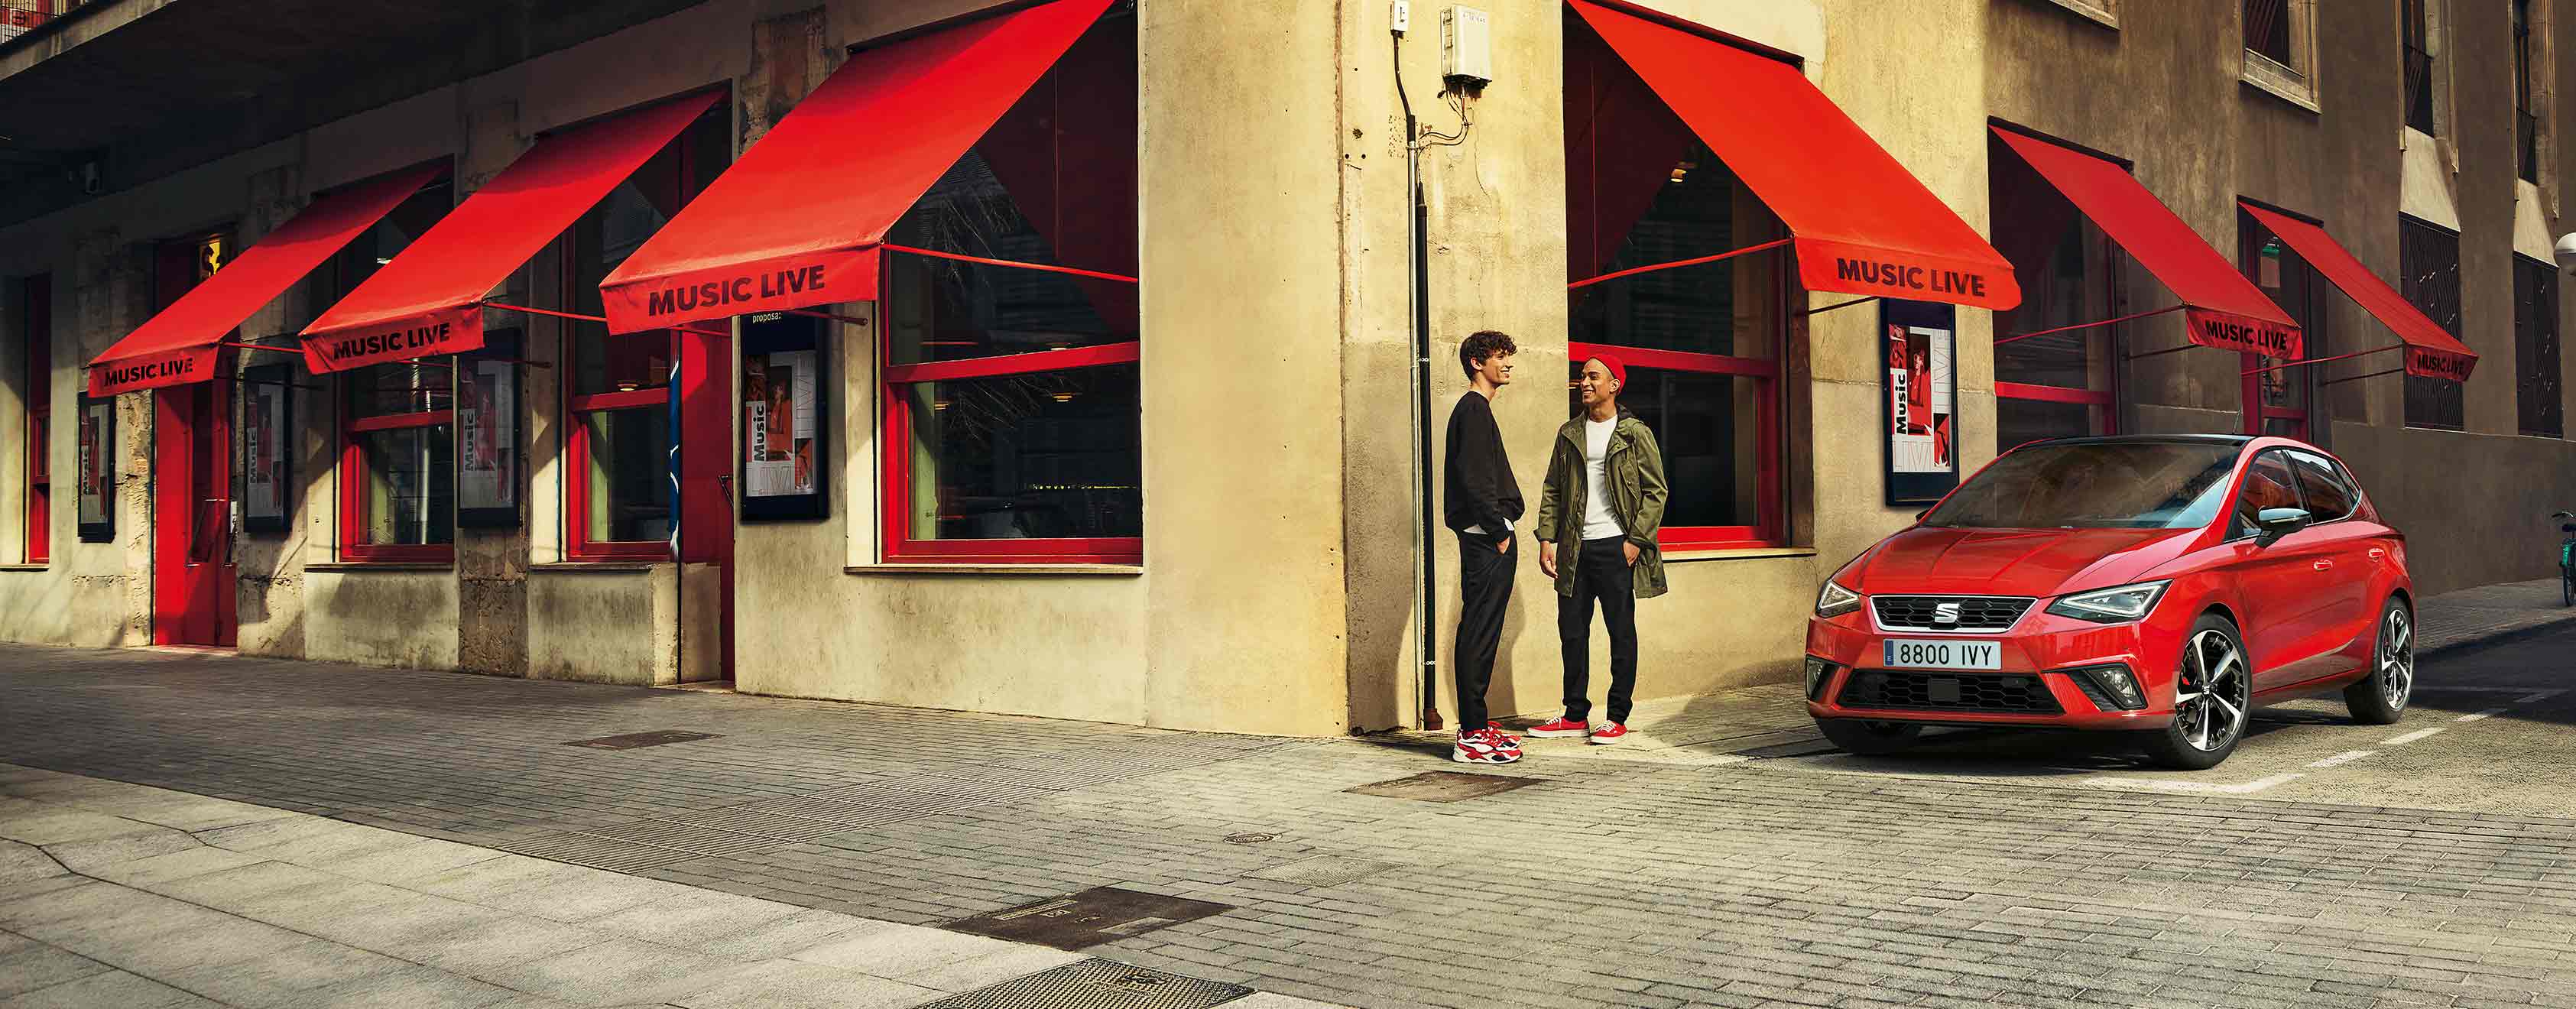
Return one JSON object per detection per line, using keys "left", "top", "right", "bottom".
{"left": 1872, "top": 595, "right": 2033, "bottom": 632}
{"left": 1837, "top": 670, "right": 2062, "bottom": 714}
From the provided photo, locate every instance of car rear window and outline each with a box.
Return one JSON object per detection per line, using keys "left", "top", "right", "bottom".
{"left": 1925, "top": 442, "right": 2243, "bottom": 530}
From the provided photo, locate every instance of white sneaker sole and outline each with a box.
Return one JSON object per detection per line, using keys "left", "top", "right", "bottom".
{"left": 1452, "top": 749, "right": 1522, "bottom": 764}
{"left": 1588, "top": 735, "right": 1624, "bottom": 745}
{"left": 1523, "top": 728, "right": 1588, "bottom": 738}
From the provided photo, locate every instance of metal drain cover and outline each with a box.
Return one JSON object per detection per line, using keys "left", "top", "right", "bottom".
{"left": 1247, "top": 855, "right": 1401, "bottom": 887}
{"left": 1344, "top": 770, "right": 1538, "bottom": 802}
{"left": 946, "top": 887, "right": 1231, "bottom": 950}
{"left": 563, "top": 730, "right": 722, "bottom": 750}
{"left": 921, "top": 958, "right": 1250, "bottom": 1009}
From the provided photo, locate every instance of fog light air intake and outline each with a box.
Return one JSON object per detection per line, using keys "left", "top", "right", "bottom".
{"left": 1803, "top": 657, "right": 1839, "bottom": 702}
{"left": 2067, "top": 664, "right": 2146, "bottom": 711}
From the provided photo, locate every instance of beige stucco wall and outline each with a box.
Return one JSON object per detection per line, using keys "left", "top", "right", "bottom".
{"left": 528, "top": 566, "right": 675, "bottom": 686}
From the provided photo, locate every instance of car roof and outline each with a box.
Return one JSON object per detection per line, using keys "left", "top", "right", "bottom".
{"left": 2026, "top": 434, "right": 2255, "bottom": 447}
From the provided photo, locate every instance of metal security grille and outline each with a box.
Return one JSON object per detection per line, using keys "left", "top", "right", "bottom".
{"left": 1838, "top": 671, "right": 2062, "bottom": 714}
{"left": 2401, "top": 219, "right": 2465, "bottom": 430}
{"left": 2518, "top": 255, "right": 2561, "bottom": 438}
{"left": 1870, "top": 596, "right": 2033, "bottom": 633}
{"left": 923, "top": 959, "right": 1251, "bottom": 1009}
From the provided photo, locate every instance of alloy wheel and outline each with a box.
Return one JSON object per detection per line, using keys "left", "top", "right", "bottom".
{"left": 2172, "top": 628, "right": 2249, "bottom": 752}
{"left": 2378, "top": 607, "right": 2414, "bottom": 711}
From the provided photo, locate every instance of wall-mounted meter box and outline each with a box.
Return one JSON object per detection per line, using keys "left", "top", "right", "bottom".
{"left": 1442, "top": 6, "right": 1493, "bottom": 88}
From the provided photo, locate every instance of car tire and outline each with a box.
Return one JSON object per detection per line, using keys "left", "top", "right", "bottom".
{"left": 1815, "top": 717, "right": 1922, "bottom": 756}
{"left": 2343, "top": 597, "right": 2412, "bottom": 725}
{"left": 2140, "top": 614, "right": 2252, "bottom": 771}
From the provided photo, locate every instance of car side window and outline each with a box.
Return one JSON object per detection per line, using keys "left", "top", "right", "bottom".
{"left": 2285, "top": 451, "right": 2358, "bottom": 522}
{"left": 2230, "top": 451, "right": 2301, "bottom": 539}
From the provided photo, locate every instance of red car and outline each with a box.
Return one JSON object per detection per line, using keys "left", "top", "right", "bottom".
{"left": 1805, "top": 435, "right": 2414, "bottom": 769}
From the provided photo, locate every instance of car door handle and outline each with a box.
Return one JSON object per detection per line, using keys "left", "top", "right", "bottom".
{"left": 2312, "top": 560, "right": 2334, "bottom": 571}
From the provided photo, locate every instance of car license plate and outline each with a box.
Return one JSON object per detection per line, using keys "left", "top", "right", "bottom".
{"left": 1881, "top": 639, "right": 2000, "bottom": 670}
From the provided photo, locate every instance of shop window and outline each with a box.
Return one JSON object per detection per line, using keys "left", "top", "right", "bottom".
{"left": 1565, "top": 12, "right": 1785, "bottom": 550}
{"left": 2518, "top": 255, "right": 2561, "bottom": 437}
{"left": 2238, "top": 208, "right": 2325, "bottom": 439}
{"left": 327, "top": 177, "right": 456, "bottom": 561}
{"left": 2243, "top": 0, "right": 2318, "bottom": 109}
{"left": 340, "top": 363, "right": 453, "bottom": 560}
{"left": 560, "top": 102, "right": 730, "bottom": 559}
{"left": 19, "top": 275, "right": 46, "bottom": 563}
{"left": 879, "top": 11, "right": 1140, "bottom": 563}
{"left": 1989, "top": 135, "right": 2120, "bottom": 449}
{"left": 2402, "top": 0, "right": 2437, "bottom": 135}
{"left": 2400, "top": 217, "right": 2464, "bottom": 430}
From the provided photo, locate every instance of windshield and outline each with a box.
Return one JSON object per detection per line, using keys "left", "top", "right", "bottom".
{"left": 1923, "top": 442, "right": 2243, "bottom": 530}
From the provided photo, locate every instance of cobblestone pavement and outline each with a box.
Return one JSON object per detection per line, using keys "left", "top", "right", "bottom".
{"left": 2, "top": 582, "right": 2574, "bottom": 1008}
{"left": 2412, "top": 576, "right": 2576, "bottom": 654}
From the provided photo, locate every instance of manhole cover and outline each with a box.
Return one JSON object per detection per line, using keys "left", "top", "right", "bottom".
{"left": 1247, "top": 855, "right": 1401, "bottom": 887}
{"left": 921, "top": 958, "right": 1250, "bottom": 1009}
{"left": 1221, "top": 833, "right": 1273, "bottom": 845}
{"left": 563, "top": 730, "right": 722, "bottom": 750}
{"left": 1343, "top": 770, "right": 1539, "bottom": 803}
{"left": 946, "top": 887, "right": 1231, "bottom": 951}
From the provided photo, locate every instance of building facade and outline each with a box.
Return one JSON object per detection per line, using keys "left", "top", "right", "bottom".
{"left": 0, "top": 0, "right": 2565, "bottom": 738}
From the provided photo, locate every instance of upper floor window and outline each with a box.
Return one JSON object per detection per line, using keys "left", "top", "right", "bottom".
{"left": 2243, "top": 0, "right": 2318, "bottom": 109}
{"left": 18, "top": 274, "right": 47, "bottom": 564}
{"left": 2403, "top": 0, "right": 2438, "bottom": 135}
{"left": 2517, "top": 0, "right": 2542, "bottom": 182}
{"left": 2400, "top": 217, "right": 2464, "bottom": 430}
{"left": 2517, "top": 254, "right": 2561, "bottom": 437}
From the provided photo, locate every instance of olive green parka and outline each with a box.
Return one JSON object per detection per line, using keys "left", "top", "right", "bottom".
{"left": 1533, "top": 409, "right": 1669, "bottom": 599}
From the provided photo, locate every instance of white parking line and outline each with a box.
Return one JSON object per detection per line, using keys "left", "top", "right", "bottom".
{"left": 2455, "top": 708, "right": 2508, "bottom": 722}
{"left": 2084, "top": 773, "right": 2302, "bottom": 795}
{"left": 2382, "top": 727, "right": 2446, "bottom": 745}
{"left": 2516, "top": 690, "right": 2564, "bottom": 704}
{"left": 2307, "top": 750, "right": 2376, "bottom": 768}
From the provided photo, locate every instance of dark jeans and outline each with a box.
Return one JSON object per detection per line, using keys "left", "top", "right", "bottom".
{"left": 1454, "top": 532, "right": 1514, "bottom": 732}
{"left": 1559, "top": 536, "right": 1638, "bottom": 724}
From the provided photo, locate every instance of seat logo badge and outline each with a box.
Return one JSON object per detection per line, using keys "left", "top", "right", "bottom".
{"left": 1932, "top": 602, "right": 1962, "bottom": 625}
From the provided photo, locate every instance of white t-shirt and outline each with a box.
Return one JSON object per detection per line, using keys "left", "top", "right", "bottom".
{"left": 1582, "top": 416, "right": 1623, "bottom": 540}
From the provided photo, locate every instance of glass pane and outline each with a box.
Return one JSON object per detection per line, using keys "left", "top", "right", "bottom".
{"left": 1997, "top": 397, "right": 2099, "bottom": 451}
{"left": 884, "top": 248, "right": 1134, "bottom": 366}
{"left": 330, "top": 181, "right": 452, "bottom": 301}
{"left": 1568, "top": 144, "right": 1783, "bottom": 359}
{"left": 1614, "top": 366, "right": 1763, "bottom": 530}
{"left": 571, "top": 177, "right": 679, "bottom": 397}
{"left": 357, "top": 426, "right": 453, "bottom": 546}
{"left": 348, "top": 362, "right": 450, "bottom": 418}
{"left": 1996, "top": 226, "right": 2095, "bottom": 388}
{"left": 2286, "top": 452, "right": 2357, "bottom": 520}
{"left": 899, "top": 364, "right": 1140, "bottom": 541}
{"left": 2233, "top": 452, "right": 2301, "bottom": 537}
{"left": 580, "top": 407, "right": 673, "bottom": 544}
{"left": 1929, "top": 441, "right": 2241, "bottom": 530}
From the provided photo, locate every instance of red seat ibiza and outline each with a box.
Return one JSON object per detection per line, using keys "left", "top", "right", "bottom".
{"left": 1805, "top": 435, "right": 2414, "bottom": 769}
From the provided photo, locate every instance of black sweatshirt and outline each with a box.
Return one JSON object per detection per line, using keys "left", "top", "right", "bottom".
{"left": 1443, "top": 391, "right": 1523, "bottom": 545}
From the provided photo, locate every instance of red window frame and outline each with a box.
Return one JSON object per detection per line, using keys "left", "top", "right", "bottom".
{"left": 338, "top": 367, "right": 454, "bottom": 563}
{"left": 1565, "top": 336, "right": 1784, "bottom": 552}
{"left": 878, "top": 250, "right": 1143, "bottom": 564}
{"left": 23, "top": 275, "right": 47, "bottom": 563}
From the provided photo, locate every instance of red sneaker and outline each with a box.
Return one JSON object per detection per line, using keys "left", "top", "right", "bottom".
{"left": 1588, "top": 722, "right": 1629, "bottom": 745}
{"left": 1486, "top": 721, "right": 1523, "bottom": 745}
{"left": 1452, "top": 728, "right": 1523, "bottom": 764}
{"left": 1524, "top": 715, "right": 1589, "bottom": 738}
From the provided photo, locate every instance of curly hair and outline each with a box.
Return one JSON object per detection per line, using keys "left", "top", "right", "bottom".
{"left": 1458, "top": 329, "right": 1517, "bottom": 379}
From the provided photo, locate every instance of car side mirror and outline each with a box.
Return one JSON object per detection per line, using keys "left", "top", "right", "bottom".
{"left": 2255, "top": 507, "right": 2312, "bottom": 545}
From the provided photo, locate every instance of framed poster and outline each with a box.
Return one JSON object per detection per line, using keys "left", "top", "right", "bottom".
{"left": 238, "top": 363, "right": 293, "bottom": 533}
{"left": 739, "top": 312, "right": 826, "bottom": 521}
{"left": 456, "top": 327, "right": 523, "bottom": 528}
{"left": 1882, "top": 299, "right": 1962, "bottom": 506}
{"left": 76, "top": 394, "right": 114, "bottom": 543}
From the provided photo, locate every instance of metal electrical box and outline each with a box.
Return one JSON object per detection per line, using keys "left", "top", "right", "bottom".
{"left": 1442, "top": 6, "right": 1492, "bottom": 88}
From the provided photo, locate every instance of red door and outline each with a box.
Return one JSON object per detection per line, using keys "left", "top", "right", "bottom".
{"left": 154, "top": 380, "right": 236, "bottom": 647}
{"left": 677, "top": 324, "right": 732, "bottom": 680}
{"left": 151, "top": 232, "right": 238, "bottom": 648}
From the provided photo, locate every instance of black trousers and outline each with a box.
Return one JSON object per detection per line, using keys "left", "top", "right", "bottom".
{"left": 1454, "top": 532, "right": 1514, "bottom": 732}
{"left": 1559, "top": 536, "right": 1638, "bottom": 724}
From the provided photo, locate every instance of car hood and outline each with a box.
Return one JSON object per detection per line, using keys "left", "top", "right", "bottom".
{"left": 1848, "top": 526, "right": 2201, "bottom": 598}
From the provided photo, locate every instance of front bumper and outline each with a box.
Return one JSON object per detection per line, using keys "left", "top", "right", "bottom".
{"left": 1804, "top": 608, "right": 2179, "bottom": 730}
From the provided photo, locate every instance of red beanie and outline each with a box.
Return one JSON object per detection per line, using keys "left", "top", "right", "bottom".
{"left": 1585, "top": 352, "right": 1627, "bottom": 388}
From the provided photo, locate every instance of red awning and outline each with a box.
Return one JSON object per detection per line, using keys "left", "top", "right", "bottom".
{"left": 2241, "top": 204, "right": 2478, "bottom": 381}
{"left": 299, "top": 91, "right": 720, "bottom": 373}
{"left": 595, "top": 0, "right": 1112, "bottom": 334}
{"left": 85, "top": 165, "right": 441, "bottom": 397}
{"left": 1569, "top": 0, "right": 2018, "bottom": 310}
{"left": 1991, "top": 127, "right": 2301, "bottom": 359}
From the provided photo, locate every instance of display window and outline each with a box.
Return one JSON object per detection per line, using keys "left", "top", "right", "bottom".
{"left": 2237, "top": 206, "right": 2325, "bottom": 439}
{"left": 1565, "top": 11, "right": 1783, "bottom": 550}
{"left": 329, "top": 176, "right": 456, "bottom": 561}
{"left": 1988, "top": 134, "right": 2120, "bottom": 449}
{"left": 877, "top": 10, "right": 1140, "bottom": 563}
{"left": 21, "top": 275, "right": 47, "bottom": 563}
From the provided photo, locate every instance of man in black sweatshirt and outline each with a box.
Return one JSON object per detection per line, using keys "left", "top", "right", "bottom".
{"left": 1445, "top": 329, "right": 1524, "bottom": 764}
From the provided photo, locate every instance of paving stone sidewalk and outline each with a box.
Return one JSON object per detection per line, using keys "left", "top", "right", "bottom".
{"left": 0, "top": 764, "right": 1349, "bottom": 1008}
{"left": 2413, "top": 576, "right": 2576, "bottom": 653}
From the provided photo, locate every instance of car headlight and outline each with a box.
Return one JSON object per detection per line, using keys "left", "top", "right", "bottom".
{"left": 2045, "top": 582, "right": 2170, "bottom": 624}
{"left": 1815, "top": 580, "right": 1863, "bottom": 618}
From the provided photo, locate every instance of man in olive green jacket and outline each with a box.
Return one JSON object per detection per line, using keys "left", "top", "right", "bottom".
{"left": 1526, "top": 353, "right": 1667, "bottom": 745}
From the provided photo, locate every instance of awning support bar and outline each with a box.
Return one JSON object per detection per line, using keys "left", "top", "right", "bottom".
{"left": 481, "top": 300, "right": 732, "bottom": 341}
{"left": 1798, "top": 296, "right": 1879, "bottom": 318}
{"left": 786, "top": 309, "right": 874, "bottom": 327}
{"left": 882, "top": 244, "right": 1139, "bottom": 284}
{"left": 2320, "top": 366, "right": 2407, "bottom": 388}
{"left": 2124, "top": 343, "right": 2200, "bottom": 362}
{"left": 1568, "top": 238, "right": 1792, "bottom": 292}
{"left": 1994, "top": 304, "right": 2182, "bottom": 347}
